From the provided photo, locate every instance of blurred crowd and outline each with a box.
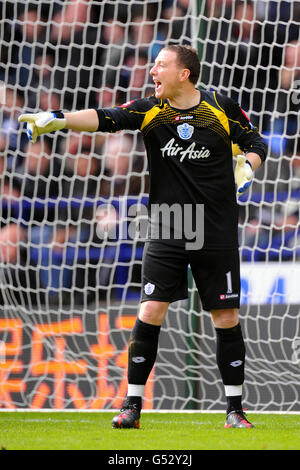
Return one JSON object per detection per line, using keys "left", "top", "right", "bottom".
{"left": 0, "top": 0, "right": 191, "bottom": 306}
{"left": 202, "top": 0, "right": 300, "bottom": 262}
{"left": 0, "top": 0, "right": 300, "bottom": 308}
{"left": 0, "top": 0, "right": 191, "bottom": 110}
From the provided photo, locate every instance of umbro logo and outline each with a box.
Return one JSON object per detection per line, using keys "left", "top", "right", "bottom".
{"left": 230, "top": 360, "right": 243, "bottom": 367}
{"left": 132, "top": 357, "right": 146, "bottom": 363}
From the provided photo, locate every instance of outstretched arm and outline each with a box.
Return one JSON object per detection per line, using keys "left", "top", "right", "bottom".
{"left": 18, "top": 109, "right": 99, "bottom": 143}
{"left": 64, "top": 109, "right": 99, "bottom": 131}
{"left": 19, "top": 98, "right": 149, "bottom": 142}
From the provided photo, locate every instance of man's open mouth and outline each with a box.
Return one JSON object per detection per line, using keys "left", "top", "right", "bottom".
{"left": 155, "top": 81, "right": 162, "bottom": 92}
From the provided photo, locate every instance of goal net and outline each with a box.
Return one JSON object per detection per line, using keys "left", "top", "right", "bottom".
{"left": 0, "top": 0, "right": 300, "bottom": 411}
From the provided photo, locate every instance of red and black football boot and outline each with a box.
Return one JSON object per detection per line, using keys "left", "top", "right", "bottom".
{"left": 112, "top": 398, "right": 141, "bottom": 429}
{"left": 224, "top": 410, "right": 255, "bottom": 428}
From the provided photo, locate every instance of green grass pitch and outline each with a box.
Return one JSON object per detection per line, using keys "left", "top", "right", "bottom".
{"left": 0, "top": 411, "right": 299, "bottom": 450}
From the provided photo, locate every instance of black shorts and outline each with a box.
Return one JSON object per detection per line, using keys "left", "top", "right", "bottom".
{"left": 141, "top": 241, "right": 240, "bottom": 311}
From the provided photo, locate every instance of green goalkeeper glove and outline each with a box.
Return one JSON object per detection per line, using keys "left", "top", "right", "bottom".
{"left": 234, "top": 154, "right": 253, "bottom": 198}
{"left": 18, "top": 111, "right": 66, "bottom": 143}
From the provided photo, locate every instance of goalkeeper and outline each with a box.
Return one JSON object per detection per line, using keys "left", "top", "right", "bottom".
{"left": 19, "top": 45, "right": 266, "bottom": 429}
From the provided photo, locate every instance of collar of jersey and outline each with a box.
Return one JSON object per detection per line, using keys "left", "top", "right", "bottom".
{"left": 165, "top": 89, "right": 202, "bottom": 112}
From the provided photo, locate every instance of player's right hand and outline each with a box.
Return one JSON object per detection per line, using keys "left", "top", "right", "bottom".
{"left": 18, "top": 112, "right": 66, "bottom": 143}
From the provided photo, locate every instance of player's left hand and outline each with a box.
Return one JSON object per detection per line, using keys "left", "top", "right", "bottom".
{"left": 234, "top": 154, "right": 253, "bottom": 198}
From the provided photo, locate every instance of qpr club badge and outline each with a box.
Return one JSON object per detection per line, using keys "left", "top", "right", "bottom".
{"left": 144, "top": 282, "right": 155, "bottom": 295}
{"left": 177, "top": 122, "right": 194, "bottom": 140}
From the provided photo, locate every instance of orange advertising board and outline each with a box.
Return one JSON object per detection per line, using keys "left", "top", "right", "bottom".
{"left": 0, "top": 313, "right": 154, "bottom": 409}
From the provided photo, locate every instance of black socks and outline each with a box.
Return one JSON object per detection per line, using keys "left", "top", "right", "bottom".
{"left": 226, "top": 395, "right": 242, "bottom": 414}
{"left": 128, "top": 318, "right": 161, "bottom": 386}
{"left": 127, "top": 319, "right": 245, "bottom": 415}
{"left": 215, "top": 323, "right": 245, "bottom": 414}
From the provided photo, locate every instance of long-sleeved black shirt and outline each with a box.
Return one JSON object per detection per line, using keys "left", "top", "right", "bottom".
{"left": 96, "top": 90, "right": 267, "bottom": 249}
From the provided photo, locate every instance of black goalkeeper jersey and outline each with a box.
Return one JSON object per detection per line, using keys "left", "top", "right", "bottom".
{"left": 96, "top": 90, "right": 267, "bottom": 250}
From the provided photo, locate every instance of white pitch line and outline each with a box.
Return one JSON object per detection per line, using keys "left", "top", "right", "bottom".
{"left": 0, "top": 409, "right": 300, "bottom": 415}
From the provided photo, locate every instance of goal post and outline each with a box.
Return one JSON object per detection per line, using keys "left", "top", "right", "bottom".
{"left": 0, "top": 0, "right": 300, "bottom": 411}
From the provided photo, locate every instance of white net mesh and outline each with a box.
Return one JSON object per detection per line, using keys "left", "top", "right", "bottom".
{"left": 0, "top": 0, "right": 300, "bottom": 410}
